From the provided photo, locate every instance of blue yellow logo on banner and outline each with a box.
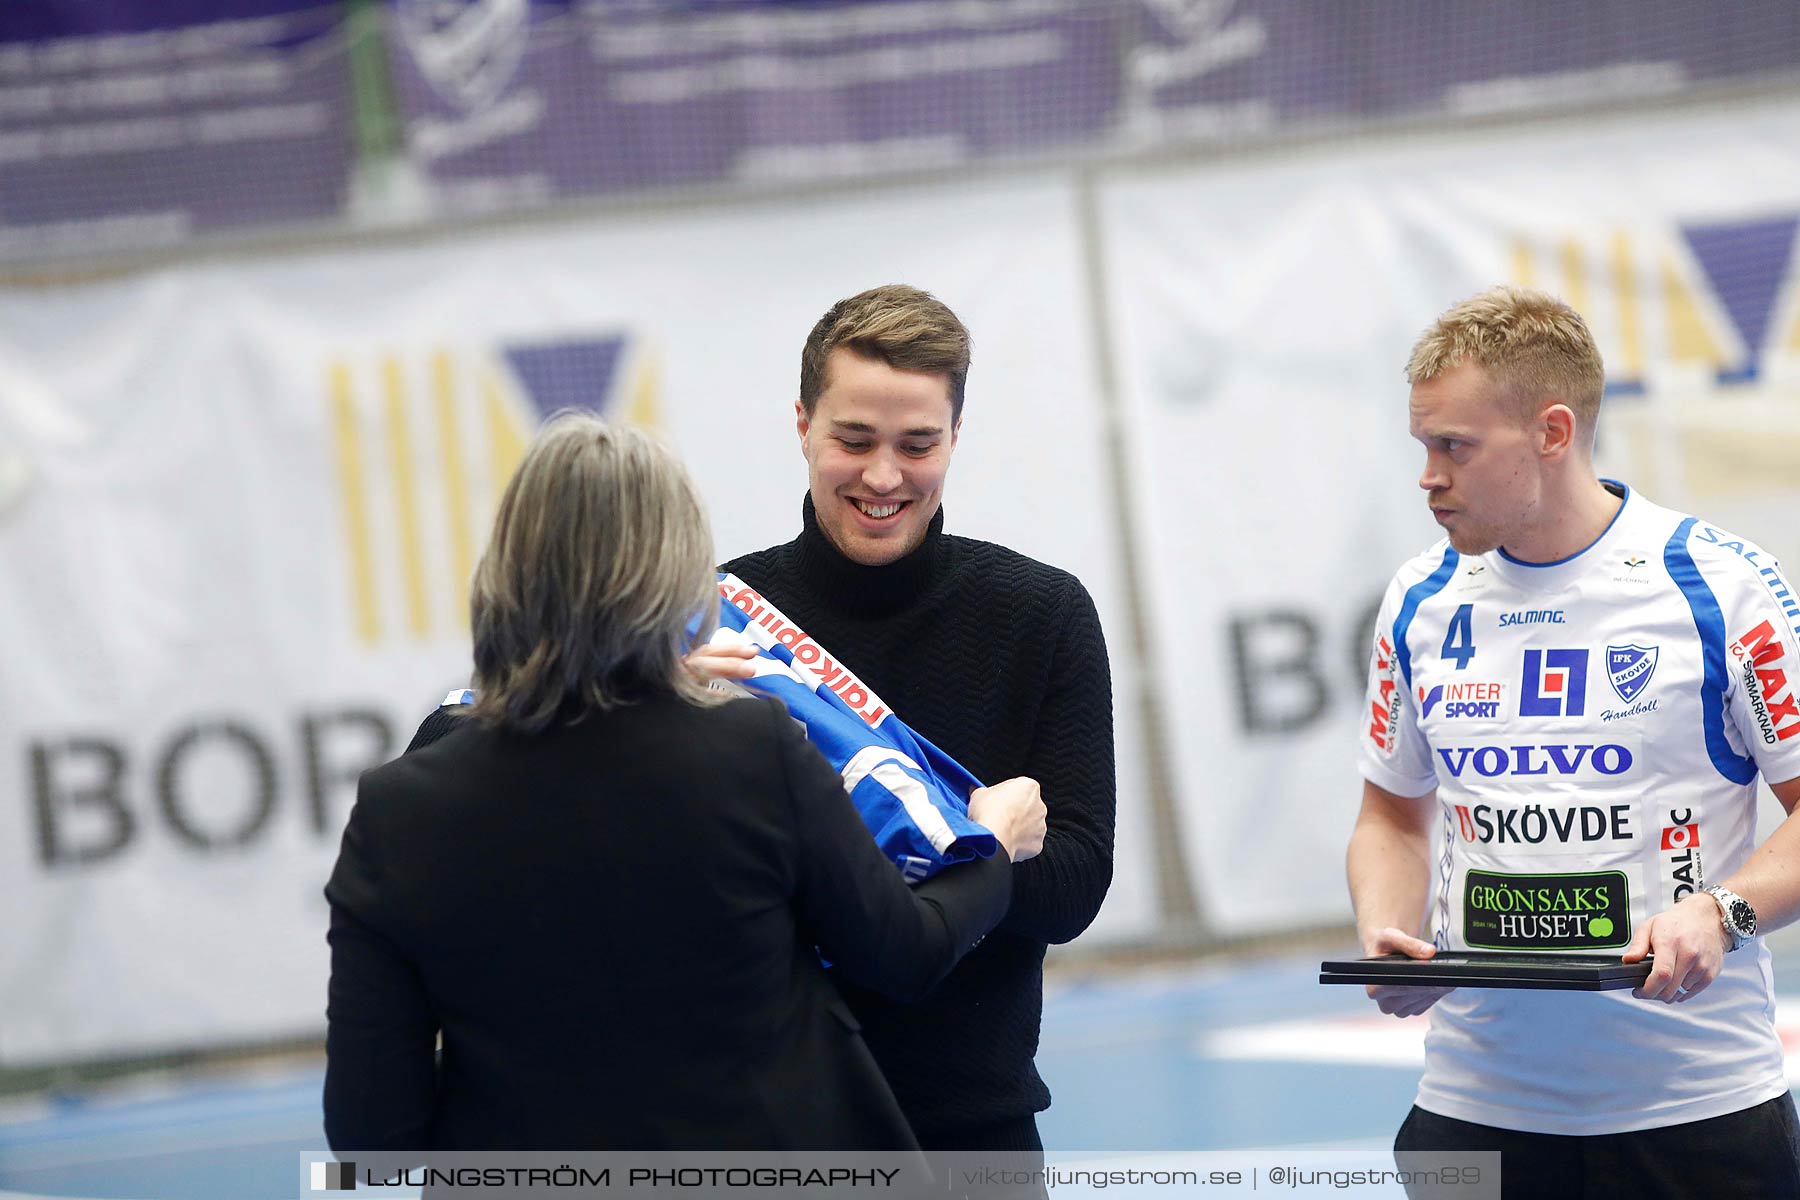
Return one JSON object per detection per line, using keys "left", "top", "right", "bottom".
{"left": 1509, "top": 214, "right": 1800, "bottom": 394}
{"left": 326, "top": 335, "right": 659, "bottom": 645}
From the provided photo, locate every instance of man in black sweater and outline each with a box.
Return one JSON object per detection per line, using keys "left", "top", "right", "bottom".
{"left": 713, "top": 284, "right": 1117, "bottom": 1153}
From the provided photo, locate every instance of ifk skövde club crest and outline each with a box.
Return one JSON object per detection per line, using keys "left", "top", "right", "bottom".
{"left": 1606, "top": 644, "right": 1658, "bottom": 704}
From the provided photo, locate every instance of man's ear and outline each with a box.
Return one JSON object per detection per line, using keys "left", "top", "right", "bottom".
{"left": 795, "top": 399, "right": 810, "bottom": 453}
{"left": 1539, "top": 403, "right": 1577, "bottom": 461}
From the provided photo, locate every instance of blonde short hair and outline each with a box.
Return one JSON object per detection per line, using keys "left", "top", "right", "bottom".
{"left": 1407, "top": 286, "right": 1606, "bottom": 434}
{"left": 469, "top": 411, "right": 719, "bottom": 733}
{"left": 800, "top": 284, "right": 971, "bottom": 422}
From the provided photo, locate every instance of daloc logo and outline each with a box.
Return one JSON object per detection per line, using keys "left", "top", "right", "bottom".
{"left": 1661, "top": 822, "right": 1699, "bottom": 851}
{"left": 1606, "top": 644, "right": 1658, "bottom": 704}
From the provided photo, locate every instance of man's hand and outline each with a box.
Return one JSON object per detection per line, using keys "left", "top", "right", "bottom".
{"left": 1623, "top": 893, "right": 1732, "bottom": 1003}
{"left": 968, "top": 777, "right": 1046, "bottom": 863}
{"left": 685, "top": 640, "right": 758, "bottom": 682}
{"left": 1347, "top": 782, "right": 1443, "bottom": 1017}
{"left": 1362, "top": 927, "right": 1454, "bottom": 1018}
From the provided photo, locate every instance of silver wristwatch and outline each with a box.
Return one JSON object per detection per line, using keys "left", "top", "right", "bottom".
{"left": 1703, "top": 885, "right": 1756, "bottom": 951}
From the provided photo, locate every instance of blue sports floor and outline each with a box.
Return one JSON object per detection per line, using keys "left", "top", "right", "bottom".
{"left": 7, "top": 943, "right": 1800, "bottom": 1199}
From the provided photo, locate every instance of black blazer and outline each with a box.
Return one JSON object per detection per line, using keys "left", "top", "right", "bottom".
{"left": 323, "top": 694, "right": 1010, "bottom": 1152}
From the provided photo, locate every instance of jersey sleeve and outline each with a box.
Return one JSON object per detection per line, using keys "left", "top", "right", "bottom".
{"left": 1709, "top": 541, "right": 1800, "bottom": 786}
{"left": 1358, "top": 571, "right": 1438, "bottom": 798}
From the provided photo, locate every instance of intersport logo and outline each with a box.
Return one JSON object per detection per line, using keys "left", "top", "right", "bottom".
{"left": 1420, "top": 680, "right": 1504, "bottom": 720}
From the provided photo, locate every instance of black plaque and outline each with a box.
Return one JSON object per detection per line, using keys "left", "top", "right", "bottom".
{"left": 1319, "top": 951, "right": 1653, "bottom": 991}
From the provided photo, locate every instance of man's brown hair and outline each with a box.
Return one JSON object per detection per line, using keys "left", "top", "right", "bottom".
{"left": 799, "top": 284, "right": 972, "bottom": 422}
{"left": 1407, "top": 286, "right": 1606, "bottom": 437}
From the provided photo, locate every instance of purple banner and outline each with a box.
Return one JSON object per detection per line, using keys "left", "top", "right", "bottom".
{"left": 389, "top": 0, "right": 1800, "bottom": 211}
{"left": 0, "top": 2, "right": 354, "bottom": 260}
{"left": 386, "top": 0, "right": 1123, "bottom": 213}
{"left": 4, "top": 1, "right": 1798, "bottom": 256}
{"left": 1133, "top": 0, "right": 1800, "bottom": 139}
{"left": 0, "top": 2, "right": 325, "bottom": 39}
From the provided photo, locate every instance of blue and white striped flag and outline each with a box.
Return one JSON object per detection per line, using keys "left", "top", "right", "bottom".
{"left": 706, "top": 573, "right": 997, "bottom": 883}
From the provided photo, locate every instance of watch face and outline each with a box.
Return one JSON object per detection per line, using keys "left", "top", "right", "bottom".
{"left": 1731, "top": 899, "right": 1756, "bottom": 935}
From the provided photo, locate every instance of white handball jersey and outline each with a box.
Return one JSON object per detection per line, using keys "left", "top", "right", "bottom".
{"left": 1358, "top": 482, "right": 1800, "bottom": 1135}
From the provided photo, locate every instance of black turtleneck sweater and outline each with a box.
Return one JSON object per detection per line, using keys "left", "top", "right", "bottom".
{"left": 722, "top": 497, "right": 1116, "bottom": 1146}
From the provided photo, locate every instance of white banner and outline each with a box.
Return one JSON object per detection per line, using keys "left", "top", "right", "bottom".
{"left": 0, "top": 176, "right": 1154, "bottom": 1063}
{"left": 1100, "top": 97, "right": 1800, "bottom": 934}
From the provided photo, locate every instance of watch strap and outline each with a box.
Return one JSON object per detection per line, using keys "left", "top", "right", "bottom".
{"left": 1703, "top": 884, "right": 1755, "bottom": 951}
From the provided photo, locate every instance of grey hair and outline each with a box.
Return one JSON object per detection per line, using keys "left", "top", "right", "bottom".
{"left": 469, "top": 410, "right": 720, "bottom": 732}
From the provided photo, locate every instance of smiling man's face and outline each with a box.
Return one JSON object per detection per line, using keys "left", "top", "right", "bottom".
{"left": 798, "top": 347, "right": 959, "bottom": 566}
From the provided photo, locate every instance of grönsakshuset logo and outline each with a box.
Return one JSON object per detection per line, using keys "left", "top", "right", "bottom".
{"left": 1463, "top": 869, "right": 1629, "bottom": 950}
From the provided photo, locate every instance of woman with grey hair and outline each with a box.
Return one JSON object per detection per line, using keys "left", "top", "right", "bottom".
{"left": 322, "top": 412, "right": 1043, "bottom": 1153}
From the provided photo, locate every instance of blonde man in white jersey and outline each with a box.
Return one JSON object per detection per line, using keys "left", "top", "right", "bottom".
{"left": 1349, "top": 287, "right": 1800, "bottom": 1198}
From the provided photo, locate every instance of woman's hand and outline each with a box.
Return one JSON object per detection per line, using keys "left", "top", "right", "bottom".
{"left": 685, "top": 640, "right": 759, "bottom": 682}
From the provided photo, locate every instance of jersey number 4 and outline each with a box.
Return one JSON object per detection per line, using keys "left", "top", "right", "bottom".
{"left": 1441, "top": 604, "right": 1476, "bottom": 670}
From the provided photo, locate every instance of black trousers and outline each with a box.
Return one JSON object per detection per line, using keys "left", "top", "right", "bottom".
{"left": 1395, "top": 1095, "right": 1800, "bottom": 1200}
